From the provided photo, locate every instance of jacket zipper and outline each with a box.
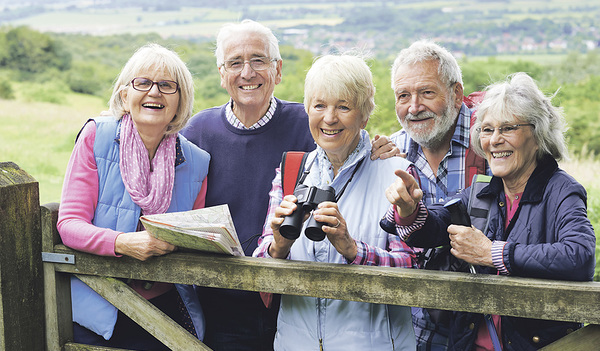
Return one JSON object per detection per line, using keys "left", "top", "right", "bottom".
{"left": 386, "top": 304, "right": 395, "bottom": 350}
{"left": 314, "top": 241, "right": 325, "bottom": 350}
{"left": 317, "top": 297, "right": 324, "bottom": 350}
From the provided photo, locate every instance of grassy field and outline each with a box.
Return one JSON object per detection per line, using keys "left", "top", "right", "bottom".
{"left": 9, "top": 6, "right": 344, "bottom": 38}
{"left": 1, "top": 90, "right": 106, "bottom": 203}
{"left": 466, "top": 54, "right": 568, "bottom": 65}
{"left": 8, "top": 0, "right": 596, "bottom": 40}
{"left": 560, "top": 157, "right": 600, "bottom": 281}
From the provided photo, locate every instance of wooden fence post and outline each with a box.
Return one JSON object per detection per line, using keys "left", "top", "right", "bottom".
{"left": 0, "top": 162, "right": 44, "bottom": 350}
{"left": 42, "top": 202, "right": 73, "bottom": 351}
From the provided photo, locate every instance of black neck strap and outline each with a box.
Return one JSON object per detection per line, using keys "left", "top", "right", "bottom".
{"left": 298, "top": 156, "right": 364, "bottom": 202}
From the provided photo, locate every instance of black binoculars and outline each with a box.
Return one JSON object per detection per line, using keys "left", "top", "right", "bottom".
{"left": 444, "top": 198, "right": 471, "bottom": 227}
{"left": 279, "top": 184, "right": 336, "bottom": 241}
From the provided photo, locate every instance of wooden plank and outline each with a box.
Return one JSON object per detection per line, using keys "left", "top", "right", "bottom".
{"left": 43, "top": 267, "right": 72, "bottom": 351}
{"left": 41, "top": 202, "right": 61, "bottom": 252}
{"left": 540, "top": 324, "right": 600, "bottom": 350}
{"left": 41, "top": 203, "right": 74, "bottom": 351}
{"left": 65, "top": 342, "right": 132, "bottom": 350}
{"left": 0, "top": 162, "right": 45, "bottom": 351}
{"left": 50, "top": 245, "right": 600, "bottom": 325}
{"left": 75, "top": 275, "right": 210, "bottom": 351}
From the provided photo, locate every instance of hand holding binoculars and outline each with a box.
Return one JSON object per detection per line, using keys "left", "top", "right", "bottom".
{"left": 279, "top": 184, "right": 336, "bottom": 241}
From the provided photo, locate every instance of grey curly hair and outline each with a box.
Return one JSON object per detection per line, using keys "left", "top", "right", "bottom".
{"left": 471, "top": 72, "right": 569, "bottom": 162}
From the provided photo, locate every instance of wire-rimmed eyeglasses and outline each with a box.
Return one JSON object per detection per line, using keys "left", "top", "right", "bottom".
{"left": 221, "top": 57, "right": 277, "bottom": 73}
{"left": 477, "top": 123, "right": 534, "bottom": 138}
{"left": 130, "top": 77, "right": 179, "bottom": 94}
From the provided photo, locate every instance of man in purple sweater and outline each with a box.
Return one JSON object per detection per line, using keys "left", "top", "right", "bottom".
{"left": 182, "top": 19, "right": 397, "bottom": 351}
{"left": 181, "top": 19, "right": 313, "bottom": 351}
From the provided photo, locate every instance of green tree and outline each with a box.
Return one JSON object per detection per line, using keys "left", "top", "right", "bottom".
{"left": 0, "top": 32, "right": 10, "bottom": 67}
{"left": 3, "top": 26, "right": 71, "bottom": 74}
{"left": 559, "top": 75, "right": 600, "bottom": 156}
{"left": 368, "top": 57, "right": 398, "bottom": 136}
{"left": 274, "top": 45, "right": 314, "bottom": 105}
{"left": 0, "top": 79, "right": 14, "bottom": 99}
{"left": 67, "top": 61, "right": 118, "bottom": 97}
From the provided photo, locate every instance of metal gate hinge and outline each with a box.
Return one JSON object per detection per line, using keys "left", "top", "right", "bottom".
{"left": 42, "top": 252, "right": 75, "bottom": 264}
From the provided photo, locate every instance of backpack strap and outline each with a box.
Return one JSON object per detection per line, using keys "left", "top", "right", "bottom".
{"left": 261, "top": 151, "right": 308, "bottom": 310}
{"left": 467, "top": 174, "right": 493, "bottom": 232}
{"left": 463, "top": 91, "right": 488, "bottom": 187}
{"left": 281, "top": 151, "right": 308, "bottom": 196}
{"left": 463, "top": 91, "right": 485, "bottom": 109}
{"left": 468, "top": 172, "right": 501, "bottom": 350}
{"left": 465, "top": 145, "right": 487, "bottom": 187}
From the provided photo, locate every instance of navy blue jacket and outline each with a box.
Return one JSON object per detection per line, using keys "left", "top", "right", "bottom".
{"left": 406, "top": 155, "right": 596, "bottom": 350}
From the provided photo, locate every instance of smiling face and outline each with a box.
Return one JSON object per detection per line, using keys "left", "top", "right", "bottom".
{"left": 120, "top": 68, "right": 180, "bottom": 137}
{"left": 219, "top": 31, "right": 282, "bottom": 123}
{"left": 308, "top": 94, "right": 366, "bottom": 167}
{"left": 392, "top": 60, "right": 462, "bottom": 149}
{"left": 480, "top": 114, "right": 539, "bottom": 189}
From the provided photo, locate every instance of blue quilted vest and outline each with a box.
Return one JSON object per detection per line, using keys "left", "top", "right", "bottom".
{"left": 71, "top": 116, "right": 210, "bottom": 340}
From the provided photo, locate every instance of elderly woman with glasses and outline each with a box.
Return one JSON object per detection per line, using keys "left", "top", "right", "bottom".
{"left": 254, "top": 54, "right": 417, "bottom": 350}
{"left": 57, "top": 43, "right": 210, "bottom": 349}
{"left": 382, "top": 72, "right": 596, "bottom": 350}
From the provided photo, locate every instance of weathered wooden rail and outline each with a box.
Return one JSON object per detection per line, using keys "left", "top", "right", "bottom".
{"left": 2, "top": 162, "right": 600, "bottom": 350}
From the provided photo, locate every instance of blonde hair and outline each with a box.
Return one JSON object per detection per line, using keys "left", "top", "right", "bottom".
{"left": 108, "top": 43, "right": 194, "bottom": 134}
{"left": 304, "top": 54, "right": 376, "bottom": 122}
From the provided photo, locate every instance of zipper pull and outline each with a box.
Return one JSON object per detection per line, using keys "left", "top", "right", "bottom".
{"left": 319, "top": 338, "right": 323, "bottom": 351}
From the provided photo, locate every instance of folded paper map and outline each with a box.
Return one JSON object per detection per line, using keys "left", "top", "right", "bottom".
{"left": 140, "top": 204, "right": 244, "bottom": 256}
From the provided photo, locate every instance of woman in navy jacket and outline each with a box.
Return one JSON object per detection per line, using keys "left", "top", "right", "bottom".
{"left": 384, "top": 72, "right": 596, "bottom": 350}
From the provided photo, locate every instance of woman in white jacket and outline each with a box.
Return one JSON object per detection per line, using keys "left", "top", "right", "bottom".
{"left": 254, "top": 54, "right": 417, "bottom": 350}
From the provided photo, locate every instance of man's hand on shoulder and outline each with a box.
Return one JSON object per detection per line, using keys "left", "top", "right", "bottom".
{"left": 371, "top": 134, "right": 405, "bottom": 160}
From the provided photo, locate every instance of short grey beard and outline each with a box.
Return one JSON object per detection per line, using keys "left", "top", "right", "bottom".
{"left": 401, "top": 103, "right": 458, "bottom": 150}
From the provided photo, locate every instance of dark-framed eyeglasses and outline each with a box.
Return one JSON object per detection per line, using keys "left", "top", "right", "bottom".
{"left": 221, "top": 57, "right": 277, "bottom": 73}
{"left": 477, "top": 123, "right": 534, "bottom": 138}
{"left": 130, "top": 77, "right": 179, "bottom": 94}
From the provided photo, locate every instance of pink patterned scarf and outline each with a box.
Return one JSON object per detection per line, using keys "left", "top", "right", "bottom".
{"left": 119, "top": 114, "right": 176, "bottom": 215}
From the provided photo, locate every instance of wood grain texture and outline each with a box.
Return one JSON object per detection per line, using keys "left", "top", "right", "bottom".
{"left": 75, "top": 275, "right": 210, "bottom": 351}
{"left": 48, "top": 245, "right": 600, "bottom": 325}
{"left": 0, "top": 162, "right": 44, "bottom": 351}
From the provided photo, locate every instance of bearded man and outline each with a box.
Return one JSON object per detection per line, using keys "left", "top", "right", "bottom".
{"left": 389, "top": 39, "right": 489, "bottom": 351}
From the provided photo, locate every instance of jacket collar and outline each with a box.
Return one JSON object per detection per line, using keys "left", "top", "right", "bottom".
{"left": 311, "top": 129, "right": 370, "bottom": 188}
{"left": 479, "top": 154, "right": 558, "bottom": 203}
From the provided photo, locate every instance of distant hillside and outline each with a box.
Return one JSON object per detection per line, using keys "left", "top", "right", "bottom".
{"left": 1, "top": 0, "right": 599, "bottom": 58}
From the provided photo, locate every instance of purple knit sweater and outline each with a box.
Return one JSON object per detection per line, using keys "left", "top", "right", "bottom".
{"left": 181, "top": 98, "right": 315, "bottom": 255}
